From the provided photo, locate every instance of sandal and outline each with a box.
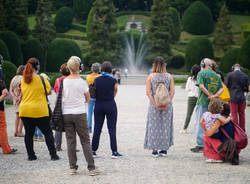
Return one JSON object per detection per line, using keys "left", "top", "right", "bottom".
{"left": 17, "top": 133, "right": 24, "bottom": 137}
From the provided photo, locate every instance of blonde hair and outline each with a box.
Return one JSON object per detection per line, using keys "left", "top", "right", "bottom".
{"left": 208, "top": 98, "right": 223, "bottom": 114}
{"left": 152, "top": 56, "right": 167, "bottom": 73}
{"left": 67, "top": 57, "right": 80, "bottom": 74}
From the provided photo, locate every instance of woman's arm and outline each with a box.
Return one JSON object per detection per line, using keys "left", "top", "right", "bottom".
{"left": 203, "top": 120, "right": 221, "bottom": 136}
{"left": 0, "top": 89, "right": 8, "bottom": 102}
{"left": 185, "top": 77, "right": 191, "bottom": 92}
{"left": 169, "top": 74, "right": 175, "bottom": 100}
{"left": 84, "top": 91, "right": 90, "bottom": 103}
{"left": 218, "top": 116, "right": 231, "bottom": 125}
{"left": 146, "top": 74, "right": 156, "bottom": 106}
{"left": 9, "top": 82, "right": 18, "bottom": 103}
{"left": 114, "top": 83, "right": 118, "bottom": 97}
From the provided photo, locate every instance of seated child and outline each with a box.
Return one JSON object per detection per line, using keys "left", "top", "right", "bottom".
{"left": 200, "top": 99, "right": 231, "bottom": 141}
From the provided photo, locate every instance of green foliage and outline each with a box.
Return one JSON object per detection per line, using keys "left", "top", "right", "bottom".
{"left": 0, "top": 0, "right": 5, "bottom": 30}
{"left": 28, "top": 0, "right": 37, "bottom": 14}
{"left": 2, "top": 61, "right": 17, "bottom": 89}
{"left": 147, "top": 0, "right": 174, "bottom": 64}
{"left": 52, "top": 0, "right": 73, "bottom": 10}
{"left": 213, "top": 4, "right": 233, "bottom": 53}
{"left": 114, "top": 0, "right": 153, "bottom": 11}
{"left": 72, "top": 23, "right": 86, "bottom": 32}
{"left": 86, "top": 8, "right": 94, "bottom": 40}
{"left": 46, "top": 72, "right": 62, "bottom": 88}
{"left": 183, "top": 1, "right": 214, "bottom": 35}
{"left": 3, "top": 0, "right": 29, "bottom": 40}
{"left": 226, "top": 0, "right": 250, "bottom": 13}
{"left": 0, "top": 31, "right": 23, "bottom": 66}
{"left": 33, "top": 0, "right": 56, "bottom": 71}
{"left": 238, "top": 37, "right": 250, "bottom": 69}
{"left": 220, "top": 48, "right": 240, "bottom": 73}
{"left": 169, "top": 7, "right": 181, "bottom": 43}
{"left": 88, "top": 0, "right": 121, "bottom": 65}
{"left": 21, "top": 38, "right": 44, "bottom": 64}
{"left": 185, "top": 37, "right": 214, "bottom": 71}
{"left": 47, "top": 39, "right": 82, "bottom": 72}
{"left": 169, "top": 55, "right": 185, "bottom": 69}
{"left": 115, "top": 11, "right": 150, "bottom": 17}
{"left": 54, "top": 7, "right": 73, "bottom": 33}
{"left": 169, "top": 0, "right": 191, "bottom": 18}
{"left": 73, "top": 0, "right": 93, "bottom": 20}
{"left": 0, "top": 39, "right": 10, "bottom": 61}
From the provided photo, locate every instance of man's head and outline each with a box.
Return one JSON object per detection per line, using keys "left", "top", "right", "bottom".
{"left": 232, "top": 64, "right": 241, "bottom": 71}
{"left": 200, "top": 58, "right": 212, "bottom": 69}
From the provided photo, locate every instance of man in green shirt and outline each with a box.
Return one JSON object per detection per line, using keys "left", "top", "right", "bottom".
{"left": 190, "top": 58, "right": 223, "bottom": 153}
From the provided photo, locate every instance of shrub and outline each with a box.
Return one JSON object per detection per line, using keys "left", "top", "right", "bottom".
{"left": 238, "top": 37, "right": 250, "bottom": 69}
{"left": 46, "top": 72, "right": 62, "bottom": 88}
{"left": 185, "top": 37, "right": 214, "bottom": 71}
{"left": 169, "top": 7, "right": 181, "bottom": 42}
{"left": 0, "top": 39, "right": 10, "bottom": 61}
{"left": 169, "top": 55, "right": 185, "bottom": 69}
{"left": 47, "top": 39, "right": 82, "bottom": 72}
{"left": 183, "top": 1, "right": 214, "bottom": 35}
{"left": 220, "top": 48, "right": 240, "bottom": 73}
{"left": 0, "top": 31, "right": 23, "bottom": 65}
{"left": 2, "top": 61, "right": 17, "bottom": 89}
{"left": 54, "top": 7, "right": 74, "bottom": 33}
{"left": 86, "top": 8, "right": 94, "bottom": 39}
{"left": 21, "top": 38, "right": 44, "bottom": 65}
{"left": 72, "top": 23, "right": 86, "bottom": 32}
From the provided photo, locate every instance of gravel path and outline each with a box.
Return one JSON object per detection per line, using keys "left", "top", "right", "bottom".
{"left": 1, "top": 85, "right": 250, "bottom": 184}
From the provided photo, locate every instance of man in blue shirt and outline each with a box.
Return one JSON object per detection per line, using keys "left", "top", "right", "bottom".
{"left": 225, "top": 64, "right": 250, "bottom": 131}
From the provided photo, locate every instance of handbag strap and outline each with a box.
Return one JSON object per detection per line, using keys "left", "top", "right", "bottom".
{"left": 40, "top": 75, "right": 49, "bottom": 103}
{"left": 220, "top": 127, "right": 230, "bottom": 139}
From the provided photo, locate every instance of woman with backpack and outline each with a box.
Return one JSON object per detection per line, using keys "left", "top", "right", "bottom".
{"left": 144, "top": 56, "right": 175, "bottom": 158}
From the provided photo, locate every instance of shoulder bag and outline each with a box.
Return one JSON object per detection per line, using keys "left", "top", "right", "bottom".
{"left": 40, "top": 76, "right": 52, "bottom": 118}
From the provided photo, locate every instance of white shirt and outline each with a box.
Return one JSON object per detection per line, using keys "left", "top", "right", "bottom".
{"left": 185, "top": 77, "right": 199, "bottom": 97}
{"left": 62, "top": 78, "right": 89, "bottom": 115}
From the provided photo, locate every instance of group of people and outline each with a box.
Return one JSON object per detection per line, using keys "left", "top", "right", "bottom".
{"left": 0, "top": 54, "right": 249, "bottom": 177}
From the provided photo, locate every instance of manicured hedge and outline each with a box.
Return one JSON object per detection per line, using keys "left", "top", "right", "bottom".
{"left": 0, "top": 39, "right": 10, "bottom": 61}
{"left": 55, "top": 7, "right": 74, "bottom": 33}
{"left": 47, "top": 39, "right": 82, "bottom": 72}
{"left": 56, "top": 33, "right": 87, "bottom": 40}
{"left": 220, "top": 48, "right": 240, "bottom": 73}
{"left": 0, "top": 31, "right": 23, "bottom": 66}
{"left": 170, "top": 7, "right": 181, "bottom": 42}
{"left": 185, "top": 37, "right": 214, "bottom": 71}
{"left": 72, "top": 23, "right": 86, "bottom": 32}
{"left": 86, "top": 8, "right": 94, "bottom": 39}
{"left": 2, "top": 61, "right": 17, "bottom": 89}
{"left": 21, "top": 38, "right": 44, "bottom": 66}
{"left": 169, "top": 55, "right": 185, "bottom": 69}
{"left": 238, "top": 37, "right": 250, "bottom": 69}
{"left": 183, "top": 1, "right": 214, "bottom": 35}
{"left": 115, "top": 11, "right": 150, "bottom": 17}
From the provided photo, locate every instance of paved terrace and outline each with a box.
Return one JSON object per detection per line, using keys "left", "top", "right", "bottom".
{"left": 0, "top": 76, "right": 250, "bottom": 184}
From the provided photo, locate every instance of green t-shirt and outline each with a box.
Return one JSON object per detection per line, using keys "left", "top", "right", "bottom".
{"left": 196, "top": 69, "right": 223, "bottom": 107}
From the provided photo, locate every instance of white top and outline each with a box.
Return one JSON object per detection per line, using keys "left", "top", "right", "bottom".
{"left": 62, "top": 78, "right": 89, "bottom": 115}
{"left": 185, "top": 77, "right": 199, "bottom": 97}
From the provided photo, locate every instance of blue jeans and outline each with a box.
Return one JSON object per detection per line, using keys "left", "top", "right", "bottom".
{"left": 34, "top": 127, "right": 44, "bottom": 138}
{"left": 194, "top": 105, "right": 208, "bottom": 147}
{"left": 88, "top": 98, "right": 96, "bottom": 132}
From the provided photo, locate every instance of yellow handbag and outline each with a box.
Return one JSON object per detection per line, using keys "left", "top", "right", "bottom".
{"left": 219, "top": 83, "right": 230, "bottom": 102}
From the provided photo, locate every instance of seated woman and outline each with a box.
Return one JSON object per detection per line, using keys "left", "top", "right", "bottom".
{"left": 201, "top": 102, "right": 237, "bottom": 164}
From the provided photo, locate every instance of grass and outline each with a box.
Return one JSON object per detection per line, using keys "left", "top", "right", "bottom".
{"left": 230, "top": 14, "right": 250, "bottom": 33}
{"left": 64, "top": 29, "right": 86, "bottom": 37}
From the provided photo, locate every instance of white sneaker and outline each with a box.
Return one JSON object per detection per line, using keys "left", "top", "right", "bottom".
{"left": 88, "top": 169, "right": 100, "bottom": 176}
{"left": 69, "top": 169, "right": 77, "bottom": 175}
{"left": 206, "top": 159, "right": 223, "bottom": 163}
{"left": 180, "top": 129, "right": 187, "bottom": 134}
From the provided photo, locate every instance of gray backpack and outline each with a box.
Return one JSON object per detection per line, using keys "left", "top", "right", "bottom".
{"left": 154, "top": 79, "right": 171, "bottom": 107}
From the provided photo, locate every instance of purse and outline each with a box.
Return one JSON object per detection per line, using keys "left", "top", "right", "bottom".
{"left": 51, "top": 78, "right": 65, "bottom": 132}
{"left": 220, "top": 121, "right": 248, "bottom": 150}
{"left": 40, "top": 76, "right": 52, "bottom": 118}
{"left": 219, "top": 83, "right": 230, "bottom": 102}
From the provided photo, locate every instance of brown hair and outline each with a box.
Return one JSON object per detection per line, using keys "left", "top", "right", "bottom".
{"left": 101, "top": 61, "right": 112, "bottom": 73}
{"left": 60, "top": 63, "right": 70, "bottom": 76}
{"left": 208, "top": 98, "right": 223, "bottom": 114}
{"left": 152, "top": 56, "right": 166, "bottom": 73}
{"left": 211, "top": 60, "right": 217, "bottom": 72}
{"left": 23, "top": 58, "right": 38, "bottom": 84}
{"left": 16, "top": 65, "right": 25, "bottom": 75}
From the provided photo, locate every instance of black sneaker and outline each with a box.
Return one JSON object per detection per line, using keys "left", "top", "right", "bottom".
{"left": 92, "top": 151, "right": 97, "bottom": 158}
{"left": 28, "top": 155, "right": 37, "bottom": 161}
{"left": 152, "top": 151, "right": 159, "bottom": 158}
{"left": 51, "top": 154, "right": 60, "bottom": 161}
{"left": 190, "top": 146, "right": 204, "bottom": 153}
{"left": 159, "top": 150, "right": 167, "bottom": 157}
{"left": 7, "top": 148, "right": 18, "bottom": 154}
{"left": 111, "top": 152, "right": 123, "bottom": 159}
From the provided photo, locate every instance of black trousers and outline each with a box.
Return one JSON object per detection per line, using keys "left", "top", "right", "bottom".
{"left": 21, "top": 117, "right": 56, "bottom": 157}
{"left": 92, "top": 100, "right": 118, "bottom": 152}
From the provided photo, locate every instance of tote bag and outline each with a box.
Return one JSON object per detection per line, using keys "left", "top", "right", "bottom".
{"left": 219, "top": 83, "right": 230, "bottom": 102}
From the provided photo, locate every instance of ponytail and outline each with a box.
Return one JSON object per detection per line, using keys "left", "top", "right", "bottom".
{"left": 23, "top": 63, "right": 33, "bottom": 84}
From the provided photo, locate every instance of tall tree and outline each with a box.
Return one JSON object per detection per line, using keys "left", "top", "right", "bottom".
{"left": 88, "top": 0, "right": 121, "bottom": 65}
{"left": 0, "top": 0, "right": 5, "bottom": 30}
{"left": 169, "top": 0, "right": 190, "bottom": 18}
{"left": 213, "top": 3, "right": 233, "bottom": 53}
{"left": 4, "top": 0, "right": 29, "bottom": 40}
{"left": 73, "top": 0, "right": 93, "bottom": 20}
{"left": 33, "top": 0, "right": 56, "bottom": 71}
{"left": 147, "top": 0, "right": 174, "bottom": 62}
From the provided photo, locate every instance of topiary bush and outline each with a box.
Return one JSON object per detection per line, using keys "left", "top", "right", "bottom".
{"left": 2, "top": 61, "right": 17, "bottom": 89}
{"left": 183, "top": 1, "right": 214, "bottom": 35}
{"left": 86, "top": 8, "right": 94, "bottom": 40}
{"left": 0, "top": 39, "right": 10, "bottom": 61}
{"left": 47, "top": 39, "right": 82, "bottom": 72}
{"left": 169, "top": 7, "right": 181, "bottom": 42}
{"left": 220, "top": 48, "right": 240, "bottom": 73}
{"left": 238, "top": 37, "right": 250, "bottom": 69}
{"left": 54, "top": 7, "right": 74, "bottom": 33}
{"left": 185, "top": 37, "right": 214, "bottom": 71}
{"left": 0, "top": 31, "right": 23, "bottom": 66}
{"left": 169, "top": 55, "right": 185, "bottom": 69}
{"left": 21, "top": 38, "right": 44, "bottom": 65}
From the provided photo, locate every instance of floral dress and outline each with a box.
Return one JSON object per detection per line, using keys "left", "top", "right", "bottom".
{"left": 144, "top": 74, "right": 174, "bottom": 150}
